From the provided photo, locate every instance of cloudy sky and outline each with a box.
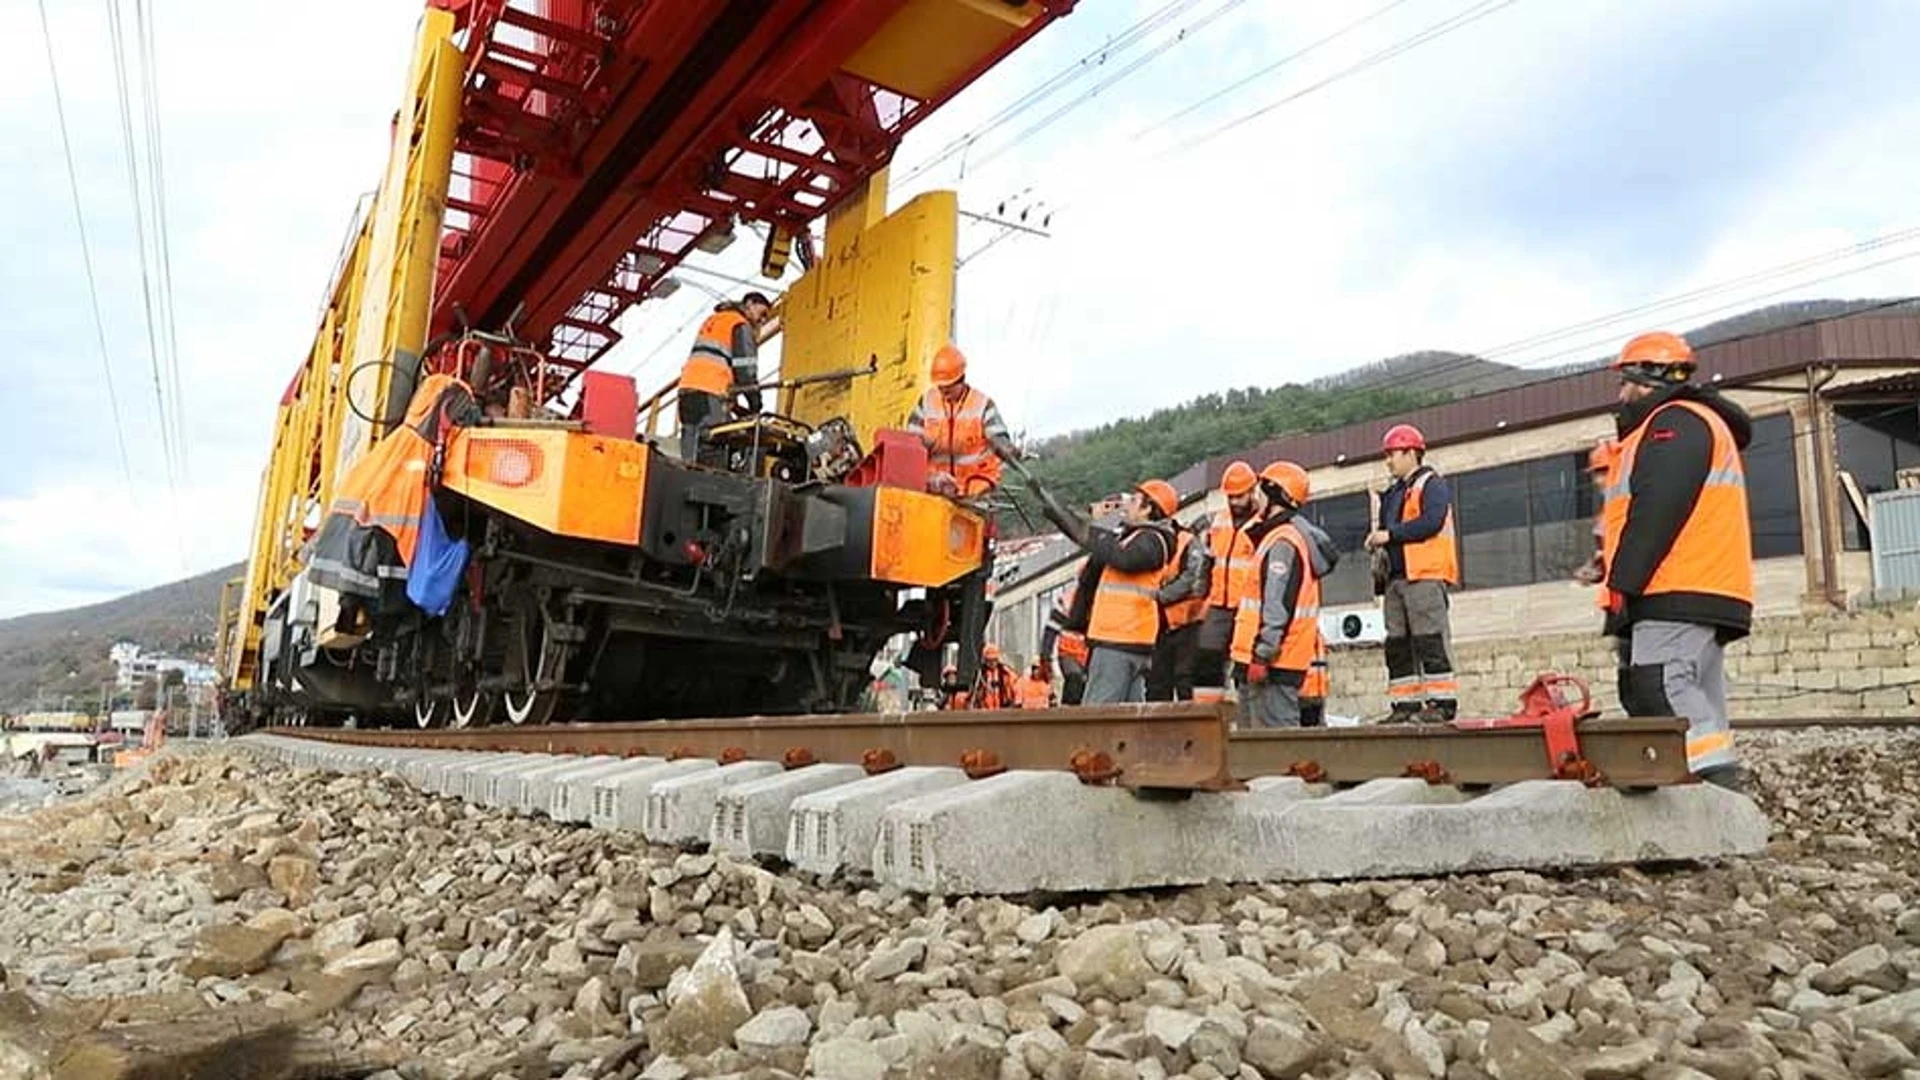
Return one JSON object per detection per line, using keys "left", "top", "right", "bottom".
{"left": 6, "top": 0, "right": 1919, "bottom": 619}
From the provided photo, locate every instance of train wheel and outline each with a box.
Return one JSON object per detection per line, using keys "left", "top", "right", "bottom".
{"left": 502, "top": 686, "right": 559, "bottom": 726}
{"left": 450, "top": 688, "right": 494, "bottom": 729}
{"left": 413, "top": 697, "right": 446, "bottom": 729}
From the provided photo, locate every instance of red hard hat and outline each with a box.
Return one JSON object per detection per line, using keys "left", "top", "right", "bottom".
{"left": 1220, "top": 461, "right": 1257, "bottom": 499}
{"left": 931, "top": 343, "right": 967, "bottom": 387}
{"left": 1135, "top": 479, "right": 1179, "bottom": 518}
{"left": 1382, "top": 424, "right": 1426, "bottom": 452}
{"left": 1259, "top": 461, "right": 1310, "bottom": 508}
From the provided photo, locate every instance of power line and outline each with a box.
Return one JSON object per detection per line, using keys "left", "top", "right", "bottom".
{"left": 135, "top": 0, "right": 187, "bottom": 486}
{"left": 36, "top": 0, "right": 137, "bottom": 501}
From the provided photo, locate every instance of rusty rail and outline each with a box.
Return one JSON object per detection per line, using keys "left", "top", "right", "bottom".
{"left": 266, "top": 702, "right": 1241, "bottom": 791}
{"left": 259, "top": 707, "right": 1733, "bottom": 791}
{"left": 1731, "top": 715, "right": 1920, "bottom": 730}
{"left": 1229, "top": 717, "right": 1691, "bottom": 788}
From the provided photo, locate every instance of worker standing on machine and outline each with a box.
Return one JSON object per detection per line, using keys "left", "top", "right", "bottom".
{"left": 1191, "top": 462, "right": 1264, "bottom": 705}
{"left": 1039, "top": 480, "right": 1181, "bottom": 704}
{"left": 1602, "top": 331, "right": 1753, "bottom": 791}
{"left": 1230, "top": 463, "right": 1338, "bottom": 728}
{"left": 1039, "top": 587, "right": 1090, "bottom": 705}
{"left": 1364, "top": 424, "right": 1460, "bottom": 723}
{"left": 1148, "top": 512, "right": 1211, "bottom": 701}
{"left": 906, "top": 343, "right": 1021, "bottom": 498}
{"left": 677, "top": 291, "right": 773, "bottom": 462}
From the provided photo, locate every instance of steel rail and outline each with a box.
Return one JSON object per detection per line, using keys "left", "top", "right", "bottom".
{"left": 266, "top": 702, "right": 1241, "bottom": 791}
{"left": 1731, "top": 716, "right": 1920, "bottom": 730}
{"left": 259, "top": 709, "right": 1726, "bottom": 791}
{"left": 1229, "top": 717, "right": 1691, "bottom": 788}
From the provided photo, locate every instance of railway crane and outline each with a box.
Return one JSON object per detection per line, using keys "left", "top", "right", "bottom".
{"left": 216, "top": 0, "right": 1077, "bottom": 729}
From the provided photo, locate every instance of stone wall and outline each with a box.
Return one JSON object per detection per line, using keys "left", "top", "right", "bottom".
{"left": 1324, "top": 601, "right": 1920, "bottom": 720}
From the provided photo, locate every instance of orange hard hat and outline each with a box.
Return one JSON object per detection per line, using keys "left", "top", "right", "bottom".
{"left": 931, "top": 343, "right": 967, "bottom": 387}
{"left": 1220, "top": 461, "right": 1258, "bottom": 499}
{"left": 1135, "top": 479, "right": 1178, "bottom": 518}
{"left": 982, "top": 643, "right": 1001, "bottom": 662}
{"left": 1259, "top": 461, "right": 1310, "bottom": 508}
{"left": 1382, "top": 424, "right": 1426, "bottom": 453}
{"left": 1612, "top": 331, "right": 1694, "bottom": 386}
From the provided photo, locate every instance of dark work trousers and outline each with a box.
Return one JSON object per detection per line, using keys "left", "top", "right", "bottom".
{"left": 1382, "top": 577, "right": 1456, "bottom": 718}
{"left": 1146, "top": 621, "right": 1200, "bottom": 701}
{"left": 677, "top": 390, "right": 730, "bottom": 462}
{"left": 1188, "top": 607, "right": 1236, "bottom": 700}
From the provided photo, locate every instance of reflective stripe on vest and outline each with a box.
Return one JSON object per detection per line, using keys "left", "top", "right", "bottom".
{"left": 1162, "top": 530, "right": 1207, "bottom": 629}
{"left": 680, "top": 311, "right": 746, "bottom": 396}
{"left": 1600, "top": 398, "right": 1754, "bottom": 607}
{"left": 917, "top": 386, "right": 1002, "bottom": 491}
{"left": 1206, "top": 510, "right": 1256, "bottom": 609}
{"left": 1088, "top": 543, "right": 1167, "bottom": 648}
{"left": 1229, "top": 522, "right": 1320, "bottom": 669}
{"left": 1402, "top": 471, "right": 1460, "bottom": 585}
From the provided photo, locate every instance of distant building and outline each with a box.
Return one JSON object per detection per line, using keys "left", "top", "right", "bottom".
{"left": 111, "top": 642, "right": 216, "bottom": 691}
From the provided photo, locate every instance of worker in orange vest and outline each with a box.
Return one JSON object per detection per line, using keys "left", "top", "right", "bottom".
{"left": 1040, "top": 587, "right": 1090, "bottom": 705}
{"left": 1364, "top": 423, "right": 1459, "bottom": 723}
{"left": 1230, "top": 463, "right": 1338, "bottom": 728}
{"left": 967, "top": 644, "right": 1022, "bottom": 709}
{"left": 1040, "top": 480, "right": 1181, "bottom": 704}
{"left": 1018, "top": 663, "right": 1054, "bottom": 708}
{"left": 1147, "top": 510, "right": 1211, "bottom": 701}
{"left": 906, "top": 343, "right": 1020, "bottom": 498}
{"left": 1574, "top": 440, "right": 1620, "bottom": 586}
{"left": 1602, "top": 331, "right": 1753, "bottom": 791}
{"left": 309, "top": 363, "right": 487, "bottom": 631}
{"left": 677, "top": 291, "right": 773, "bottom": 462}
{"left": 1190, "top": 461, "right": 1264, "bottom": 705}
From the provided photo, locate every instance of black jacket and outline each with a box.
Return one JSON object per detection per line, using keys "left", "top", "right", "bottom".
{"left": 1066, "top": 520, "right": 1176, "bottom": 654}
{"left": 1608, "top": 383, "right": 1754, "bottom": 641}
{"left": 1377, "top": 466, "right": 1453, "bottom": 581}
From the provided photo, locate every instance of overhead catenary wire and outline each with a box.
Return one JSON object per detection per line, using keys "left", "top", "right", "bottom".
{"left": 134, "top": 0, "right": 187, "bottom": 486}
{"left": 36, "top": 0, "right": 138, "bottom": 503}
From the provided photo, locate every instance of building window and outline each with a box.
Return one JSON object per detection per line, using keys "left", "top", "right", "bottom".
{"left": 1836, "top": 403, "right": 1920, "bottom": 550}
{"left": 1746, "top": 412, "right": 1803, "bottom": 558}
{"left": 1301, "top": 492, "right": 1373, "bottom": 605}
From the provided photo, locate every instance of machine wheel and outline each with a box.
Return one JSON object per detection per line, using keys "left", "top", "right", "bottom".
{"left": 502, "top": 685, "right": 560, "bottom": 726}
{"left": 450, "top": 688, "right": 494, "bottom": 729}
{"left": 413, "top": 697, "right": 446, "bottom": 729}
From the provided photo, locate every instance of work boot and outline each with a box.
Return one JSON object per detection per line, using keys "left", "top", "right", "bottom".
{"left": 1698, "top": 764, "right": 1747, "bottom": 794}
{"left": 1415, "top": 700, "right": 1457, "bottom": 725}
{"left": 1383, "top": 702, "right": 1421, "bottom": 726}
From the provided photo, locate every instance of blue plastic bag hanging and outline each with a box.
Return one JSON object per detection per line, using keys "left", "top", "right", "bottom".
{"left": 406, "top": 496, "right": 469, "bottom": 617}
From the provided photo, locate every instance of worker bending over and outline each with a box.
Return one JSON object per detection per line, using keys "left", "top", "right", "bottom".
{"left": 1365, "top": 424, "right": 1460, "bottom": 723}
{"left": 1230, "top": 463, "right": 1338, "bottom": 728}
{"left": 1039, "top": 587, "right": 1090, "bottom": 705}
{"left": 1041, "top": 480, "right": 1181, "bottom": 704}
{"left": 677, "top": 291, "right": 773, "bottom": 461}
{"left": 1190, "top": 462, "right": 1264, "bottom": 704}
{"left": 1602, "top": 331, "right": 1752, "bottom": 791}
{"left": 906, "top": 344, "right": 1020, "bottom": 497}
{"left": 1148, "top": 511, "right": 1211, "bottom": 701}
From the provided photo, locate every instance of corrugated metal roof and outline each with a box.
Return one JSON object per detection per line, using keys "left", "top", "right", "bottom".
{"left": 1176, "top": 312, "right": 1920, "bottom": 497}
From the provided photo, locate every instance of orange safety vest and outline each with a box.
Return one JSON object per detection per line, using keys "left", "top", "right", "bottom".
{"left": 1401, "top": 472, "right": 1459, "bottom": 585}
{"left": 1205, "top": 510, "right": 1256, "bottom": 609}
{"left": 1303, "top": 656, "right": 1329, "bottom": 700}
{"left": 1162, "top": 529, "right": 1207, "bottom": 629}
{"left": 1051, "top": 589, "right": 1091, "bottom": 664}
{"left": 327, "top": 372, "right": 468, "bottom": 568}
{"left": 680, "top": 310, "right": 748, "bottom": 397}
{"left": 1230, "top": 522, "right": 1321, "bottom": 670}
{"left": 1600, "top": 399, "right": 1753, "bottom": 608}
{"left": 1088, "top": 535, "right": 1169, "bottom": 649}
{"left": 915, "top": 386, "right": 1002, "bottom": 495}
{"left": 1018, "top": 676, "right": 1052, "bottom": 709}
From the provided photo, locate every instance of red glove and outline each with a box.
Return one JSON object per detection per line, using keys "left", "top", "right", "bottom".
{"left": 1247, "top": 662, "right": 1268, "bottom": 685}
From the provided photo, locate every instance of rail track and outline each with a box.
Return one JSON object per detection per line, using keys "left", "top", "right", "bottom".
{"left": 240, "top": 694, "right": 1894, "bottom": 894}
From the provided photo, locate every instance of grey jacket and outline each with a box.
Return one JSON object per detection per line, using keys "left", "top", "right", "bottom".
{"left": 1156, "top": 523, "right": 1212, "bottom": 608}
{"left": 1251, "top": 516, "right": 1341, "bottom": 667}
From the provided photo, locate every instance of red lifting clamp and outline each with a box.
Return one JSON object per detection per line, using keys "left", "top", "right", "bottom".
{"left": 1452, "top": 673, "right": 1606, "bottom": 786}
